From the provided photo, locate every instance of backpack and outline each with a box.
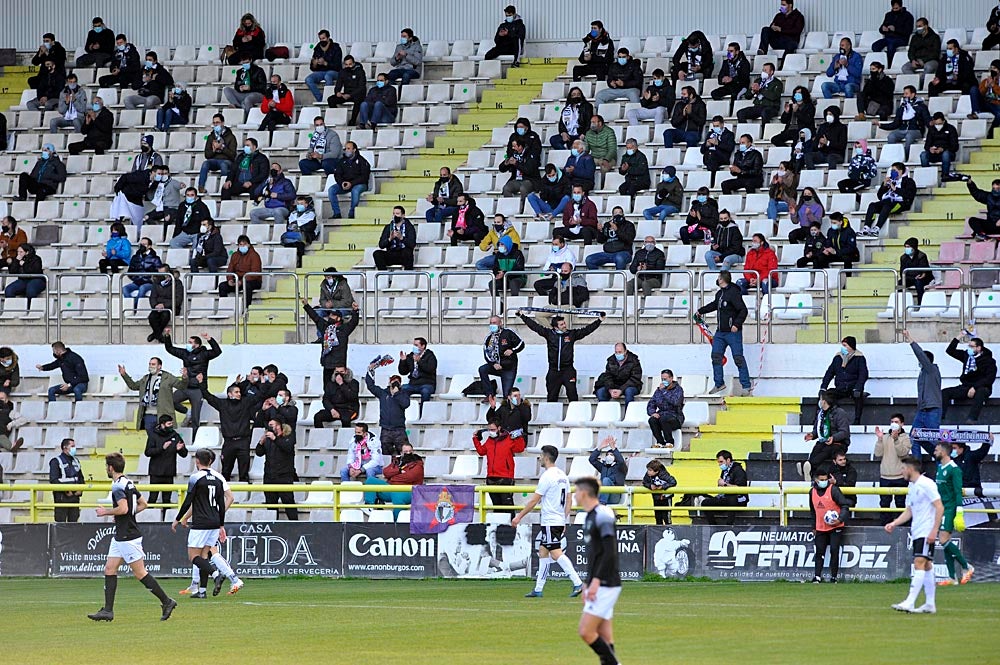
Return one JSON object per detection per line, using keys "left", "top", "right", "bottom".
{"left": 462, "top": 379, "right": 497, "bottom": 397}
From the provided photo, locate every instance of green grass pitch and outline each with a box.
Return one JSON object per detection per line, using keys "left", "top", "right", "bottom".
{"left": 3, "top": 578, "right": 998, "bottom": 664}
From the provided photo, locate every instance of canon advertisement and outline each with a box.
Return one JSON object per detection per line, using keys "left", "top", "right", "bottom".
{"left": 343, "top": 523, "right": 438, "bottom": 579}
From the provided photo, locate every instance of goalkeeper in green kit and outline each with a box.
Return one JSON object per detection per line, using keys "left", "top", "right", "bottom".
{"left": 932, "top": 441, "right": 974, "bottom": 586}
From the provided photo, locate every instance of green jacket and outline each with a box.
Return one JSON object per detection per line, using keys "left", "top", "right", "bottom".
{"left": 742, "top": 77, "right": 784, "bottom": 112}
{"left": 585, "top": 126, "right": 617, "bottom": 163}
{"left": 122, "top": 370, "right": 181, "bottom": 430}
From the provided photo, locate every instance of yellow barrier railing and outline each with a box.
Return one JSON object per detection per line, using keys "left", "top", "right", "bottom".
{"left": 4, "top": 483, "right": 998, "bottom": 524}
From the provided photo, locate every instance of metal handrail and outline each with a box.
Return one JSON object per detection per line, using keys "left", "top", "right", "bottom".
{"left": 835, "top": 267, "right": 899, "bottom": 341}
{"left": 116, "top": 271, "right": 176, "bottom": 344}
{"left": 181, "top": 272, "right": 239, "bottom": 342}
{"left": 631, "top": 269, "right": 697, "bottom": 343}
{"left": 0, "top": 273, "right": 50, "bottom": 341}
{"left": 55, "top": 272, "right": 112, "bottom": 343}
{"left": 301, "top": 271, "right": 369, "bottom": 343}
{"left": 435, "top": 269, "right": 495, "bottom": 342}
{"left": 766, "top": 269, "right": 830, "bottom": 343}
{"left": 900, "top": 266, "right": 966, "bottom": 329}
{"left": 965, "top": 267, "right": 1000, "bottom": 321}
{"left": 372, "top": 270, "right": 432, "bottom": 343}
{"left": 240, "top": 271, "right": 299, "bottom": 344}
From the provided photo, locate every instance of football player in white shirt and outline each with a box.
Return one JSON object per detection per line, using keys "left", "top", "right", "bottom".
{"left": 886, "top": 456, "right": 945, "bottom": 614}
{"left": 513, "top": 445, "right": 584, "bottom": 597}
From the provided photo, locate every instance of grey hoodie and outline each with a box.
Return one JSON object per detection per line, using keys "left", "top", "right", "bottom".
{"left": 57, "top": 86, "right": 89, "bottom": 116}
{"left": 910, "top": 341, "right": 942, "bottom": 411}
{"left": 389, "top": 37, "right": 423, "bottom": 71}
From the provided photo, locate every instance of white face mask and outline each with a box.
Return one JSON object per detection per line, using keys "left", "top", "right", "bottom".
{"left": 889, "top": 422, "right": 901, "bottom": 431}
{"left": 825, "top": 114, "right": 834, "bottom": 123}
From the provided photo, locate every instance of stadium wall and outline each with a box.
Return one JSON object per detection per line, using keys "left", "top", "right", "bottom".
{"left": 1, "top": 0, "right": 996, "bottom": 51}
{"left": 6, "top": 522, "right": 999, "bottom": 582}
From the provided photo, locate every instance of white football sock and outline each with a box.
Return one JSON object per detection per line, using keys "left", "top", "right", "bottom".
{"left": 904, "top": 569, "right": 924, "bottom": 605}
{"left": 190, "top": 566, "right": 198, "bottom": 587}
{"left": 554, "top": 553, "right": 583, "bottom": 586}
{"left": 534, "top": 557, "right": 550, "bottom": 592}
{"left": 212, "top": 553, "right": 238, "bottom": 583}
{"left": 922, "top": 568, "right": 936, "bottom": 606}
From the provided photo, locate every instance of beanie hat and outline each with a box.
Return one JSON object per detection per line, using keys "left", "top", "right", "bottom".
{"left": 141, "top": 134, "right": 154, "bottom": 147}
{"left": 663, "top": 165, "right": 676, "bottom": 177}
{"left": 904, "top": 237, "right": 919, "bottom": 248}
{"left": 841, "top": 336, "right": 857, "bottom": 350}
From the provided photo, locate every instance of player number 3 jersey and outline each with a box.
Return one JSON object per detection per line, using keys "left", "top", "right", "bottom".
{"left": 535, "top": 466, "right": 570, "bottom": 527}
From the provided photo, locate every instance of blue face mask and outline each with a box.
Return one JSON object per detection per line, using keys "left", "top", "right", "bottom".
{"left": 238, "top": 245, "right": 249, "bottom": 254}
{"left": 626, "top": 148, "right": 635, "bottom": 156}
{"left": 661, "top": 380, "right": 670, "bottom": 387}
{"left": 185, "top": 196, "right": 196, "bottom": 204}
{"left": 661, "top": 174, "right": 673, "bottom": 182}
{"left": 276, "top": 395, "right": 286, "bottom": 406}
{"left": 572, "top": 193, "right": 583, "bottom": 202}
{"left": 840, "top": 346, "right": 849, "bottom": 356}
{"left": 950, "top": 449, "right": 959, "bottom": 458}
{"left": 967, "top": 347, "right": 976, "bottom": 357}
{"left": 890, "top": 169, "right": 899, "bottom": 179}
{"left": 570, "top": 148, "right": 580, "bottom": 157}
{"left": 244, "top": 146, "right": 252, "bottom": 154}
{"left": 739, "top": 144, "right": 749, "bottom": 152}
{"left": 505, "top": 16, "right": 514, "bottom": 23}
{"left": 93, "top": 26, "right": 103, "bottom": 33}
{"left": 242, "top": 63, "right": 251, "bottom": 71}
{"left": 947, "top": 48, "right": 955, "bottom": 57}
{"left": 399, "top": 37, "right": 408, "bottom": 45}
{"left": 68, "top": 446, "right": 77, "bottom": 457}
{"left": 590, "top": 29, "right": 599, "bottom": 38}
{"left": 92, "top": 103, "right": 101, "bottom": 112}
{"left": 697, "top": 195, "right": 707, "bottom": 203}
{"left": 185, "top": 343, "right": 194, "bottom": 353}
{"left": 489, "top": 324, "right": 499, "bottom": 333}
{"left": 296, "top": 204, "right": 306, "bottom": 213}
{"left": 411, "top": 345, "right": 421, "bottom": 355}
{"left": 793, "top": 92, "right": 803, "bottom": 102}
{"left": 144, "top": 61, "right": 154, "bottom": 69}
{"left": 516, "top": 127, "right": 526, "bottom": 136}
{"left": 719, "top": 463, "right": 730, "bottom": 472}
{"left": 617, "top": 57, "right": 627, "bottom": 66}
{"left": 816, "top": 479, "right": 830, "bottom": 489}
{"left": 376, "top": 80, "right": 386, "bottom": 88}
{"left": 173, "top": 87, "right": 182, "bottom": 95}
{"left": 213, "top": 125, "right": 223, "bottom": 134}
{"left": 111, "top": 232, "right": 120, "bottom": 238}
{"left": 547, "top": 175, "right": 557, "bottom": 182}
{"left": 904, "top": 247, "right": 913, "bottom": 256}
{"left": 41, "top": 152, "right": 50, "bottom": 160}
{"left": 614, "top": 353, "right": 625, "bottom": 361}
{"left": 653, "top": 79, "right": 664, "bottom": 87}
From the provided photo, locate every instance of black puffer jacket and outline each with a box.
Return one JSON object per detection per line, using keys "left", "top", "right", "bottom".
{"left": 596, "top": 351, "right": 643, "bottom": 392}
{"left": 144, "top": 424, "right": 188, "bottom": 477}
{"left": 163, "top": 335, "right": 221, "bottom": 389}
{"left": 201, "top": 385, "right": 265, "bottom": 440}
{"left": 255, "top": 427, "right": 296, "bottom": 480}
{"left": 518, "top": 314, "right": 601, "bottom": 371}
{"left": 697, "top": 283, "right": 748, "bottom": 332}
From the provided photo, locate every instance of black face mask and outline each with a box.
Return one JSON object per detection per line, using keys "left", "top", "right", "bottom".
{"left": 141, "top": 145, "right": 151, "bottom": 153}
{"left": 1, "top": 226, "right": 8, "bottom": 233}
{"left": 354, "top": 434, "right": 364, "bottom": 442}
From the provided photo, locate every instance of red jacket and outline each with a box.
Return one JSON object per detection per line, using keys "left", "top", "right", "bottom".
{"left": 260, "top": 87, "right": 294, "bottom": 118}
{"left": 384, "top": 454, "right": 425, "bottom": 485}
{"left": 473, "top": 432, "right": 526, "bottom": 478}
{"left": 743, "top": 245, "right": 778, "bottom": 286}
{"left": 561, "top": 197, "right": 599, "bottom": 230}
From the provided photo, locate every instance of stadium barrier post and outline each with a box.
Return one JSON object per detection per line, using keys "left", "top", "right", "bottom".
{"left": 766, "top": 269, "right": 828, "bottom": 343}
{"left": 302, "top": 270, "right": 368, "bottom": 343}
{"left": 181, "top": 272, "right": 239, "bottom": 342}
{"left": 372, "top": 270, "right": 432, "bottom": 343}
{"left": 901, "top": 266, "right": 964, "bottom": 329}
{"left": 435, "top": 269, "right": 489, "bottom": 343}
{"left": 116, "top": 271, "right": 174, "bottom": 343}
{"left": 835, "top": 267, "right": 899, "bottom": 341}
{"left": 241, "top": 272, "right": 298, "bottom": 343}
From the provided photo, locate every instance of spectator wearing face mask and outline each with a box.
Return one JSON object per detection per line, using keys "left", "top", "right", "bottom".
{"left": 965, "top": 177, "right": 1000, "bottom": 241}
{"left": 617, "top": 139, "right": 650, "bottom": 196}
{"left": 920, "top": 112, "right": 960, "bottom": 182}
{"left": 16, "top": 143, "right": 66, "bottom": 202}
{"left": 671, "top": 31, "right": 714, "bottom": 83}
{"left": 573, "top": 21, "right": 614, "bottom": 81}
{"left": 595, "top": 344, "right": 643, "bottom": 406}
{"left": 821, "top": 38, "right": 863, "bottom": 99}
{"left": 171, "top": 188, "right": 214, "bottom": 248}
{"left": 228, "top": 13, "right": 266, "bottom": 65}
{"left": 143, "top": 166, "right": 183, "bottom": 239}
{"left": 328, "top": 141, "right": 370, "bottom": 219}
{"left": 255, "top": 420, "right": 298, "bottom": 520}
{"left": 546, "top": 264, "right": 591, "bottom": 308}
{"left": 488, "top": 236, "right": 526, "bottom": 297}
{"left": 374, "top": 206, "right": 416, "bottom": 270}
{"left": 328, "top": 55, "right": 367, "bottom": 125}
{"left": 737, "top": 63, "right": 783, "bottom": 124}
{"left": 528, "top": 164, "right": 572, "bottom": 222}
{"left": 902, "top": 17, "right": 941, "bottom": 75}
{"left": 250, "top": 163, "right": 297, "bottom": 225}
{"left": 0, "top": 348, "right": 20, "bottom": 392}
{"left": 198, "top": 115, "right": 238, "bottom": 193}
{"left": 626, "top": 68, "right": 674, "bottom": 126}
{"left": 796, "top": 222, "right": 831, "bottom": 269}
{"left": 162, "top": 331, "right": 221, "bottom": 431}
{"left": 739, "top": 234, "right": 778, "bottom": 296}
{"left": 4, "top": 244, "right": 45, "bottom": 307}
{"left": 124, "top": 52, "right": 173, "bottom": 109}
{"left": 486, "top": 390, "right": 531, "bottom": 439}
{"left": 282, "top": 196, "right": 319, "bottom": 265}
{"left": 805, "top": 106, "right": 847, "bottom": 169}
{"left": 860, "top": 163, "right": 916, "bottom": 237}
{"left": 820, "top": 337, "right": 869, "bottom": 425}
{"left": 26, "top": 59, "right": 65, "bottom": 111}
{"left": 342, "top": 424, "right": 383, "bottom": 482}
{"left": 551, "top": 87, "right": 593, "bottom": 149}
{"left": 647, "top": 370, "right": 684, "bottom": 448}
{"left": 594, "top": 48, "right": 643, "bottom": 105}
{"left": 587, "top": 207, "right": 636, "bottom": 270}
{"left": 130, "top": 135, "right": 163, "bottom": 174}
{"left": 49, "top": 438, "right": 84, "bottom": 522}
{"left": 259, "top": 389, "right": 298, "bottom": 429}
{"left": 941, "top": 335, "right": 997, "bottom": 424}
{"left": 314, "top": 366, "right": 359, "bottom": 429}
{"left": 627, "top": 236, "right": 666, "bottom": 297}
{"left": 387, "top": 28, "right": 423, "bottom": 85}
{"left": 970, "top": 62, "right": 1000, "bottom": 140}
{"left": 448, "top": 194, "right": 487, "bottom": 247}
{"left": 701, "top": 450, "right": 749, "bottom": 524}
{"left": 517, "top": 310, "right": 603, "bottom": 402}
{"left": 553, "top": 185, "right": 599, "bottom": 245}
{"left": 302, "top": 300, "right": 360, "bottom": 385}
{"left": 881, "top": 86, "right": 930, "bottom": 161}
{"left": 0, "top": 217, "right": 27, "bottom": 271}
{"left": 425, "top": 167, "right": 464, "bottom": 224}
{"left": 223, "top": 139, "right": 270, "bottom": 201}
{"left": 199, "top": 372, "right": 265, "bottom": 482}
{"left": 143, "top": 414, "right": 187, "bottom": 509}
{"left": 584, "top": 115, "right": 617, "bottom": 172}
{"left": 76, "top": 17, "right": 115, "bottom": 68}
{"left": 873, "top": 414, "right": 912, "bottom": 525}
{"left": 824, "top": 213, "right": 860, "bottom": 270}
{"left": 771, "top": 86, "right": 815, "bottom": 146}
{"left": 589, "top": 436, "right": 628, "bottom": 505}
{"left": 304, "top": 30, "right": 344, "bottom": 102}
{"left": 506, "top": 117, "right": 542, "bottom": 162}
{"left": 499, "top": 137, "right": 541, "bottom": 199}
{"left": 476, "top": 215, "right": 521, "bottom": 272}
{"left": 837, "top": 140, "right": 879, "bottom": 195}
{"left": 644, "top": 166, "right": 683, "bottom": 221}
{"left": 786, "top": 188, "right": 825, "bottom": 244}
{"left": 219, "top": 236, "right": 263, "bottom": 305}
{"left": 97, "top": 34, "right": 141, "bottom": 88}
{"left": 721, "top": 136, "right": 764, "bottom": 194}
{"left": 486, "top": 5, "right": 526, "bottom": 63}
{"left": 700, "top": 118, "right": 736, "bottom": 187}
{"left": 663, "top": 86, "right": 706, "bottom": 148}
{"left": 366, "top": 365, "right": 412, "bottom": 455}
{"left": 97, "top": 221, "right": 132, "bottom": 274}
{"left": 258, "top": 75, "right": 294, "bottom": 132}
{"left": 299, "top": 116, "right": 343, "bottom": 176}
{"left": 398, "top": 337, "right": 438, "bottom": 404}
{"left": 679, "top": 188, "right": 719, "bottom": 244}
{"left": 757, "top": 0, "right": 805, "bottom": 54}
{"left": 49, "top": 73, "right": 88, "bottom": 133}
{"left": 562, "top": 140, "right": 596, "bottom": 193}
{"left": 147, "top": 265, "right": 183, "bottom": 343}
{"left": 928, "top": 40, "right": 975, "bottom": 97}
{"left": 122, "top": 241, "right": 161, "bottom": 309}
{"left": 766, "top": 161, "right": 798, "bottom": 224}
{"left": 871, "top": 0, "right": 914, "bottom": 68}
{"left": 855, "top": 63, "right": 895, "bottom": 121}
{"left": 222, "top": 55, "right": 268, "bottom": 116}
{"left": 154, "top": 82, "right": 192, "bottom": 133}
{"left": 712, "top": 42, "right": 751, "bottom": 100}
{"left": 478, "top": 315, "right": 526, "bottom": 399}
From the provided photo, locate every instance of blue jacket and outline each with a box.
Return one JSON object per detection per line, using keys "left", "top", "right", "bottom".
{"left": 365, "top": 373, "right": 411, "bottom": 430}
{"left": 563, "top": 152, "right": 596, "bottom": 189}
{"left": 104, "top": 236, "right": 132, "bottom": 263}
{"left": 257, "top": 174, "right": 297, "bottom": 209}
{"left": 126, "top": 249, "right": 163, "bottom": 285}
{"left": 825, "top": 50, "right": 864, "bottom": 88}
{"left": 647, "top": 382, "right": 684, "bottom": 422}
{"left": 589, "top": 447, "right": 627, "bottom": 486}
